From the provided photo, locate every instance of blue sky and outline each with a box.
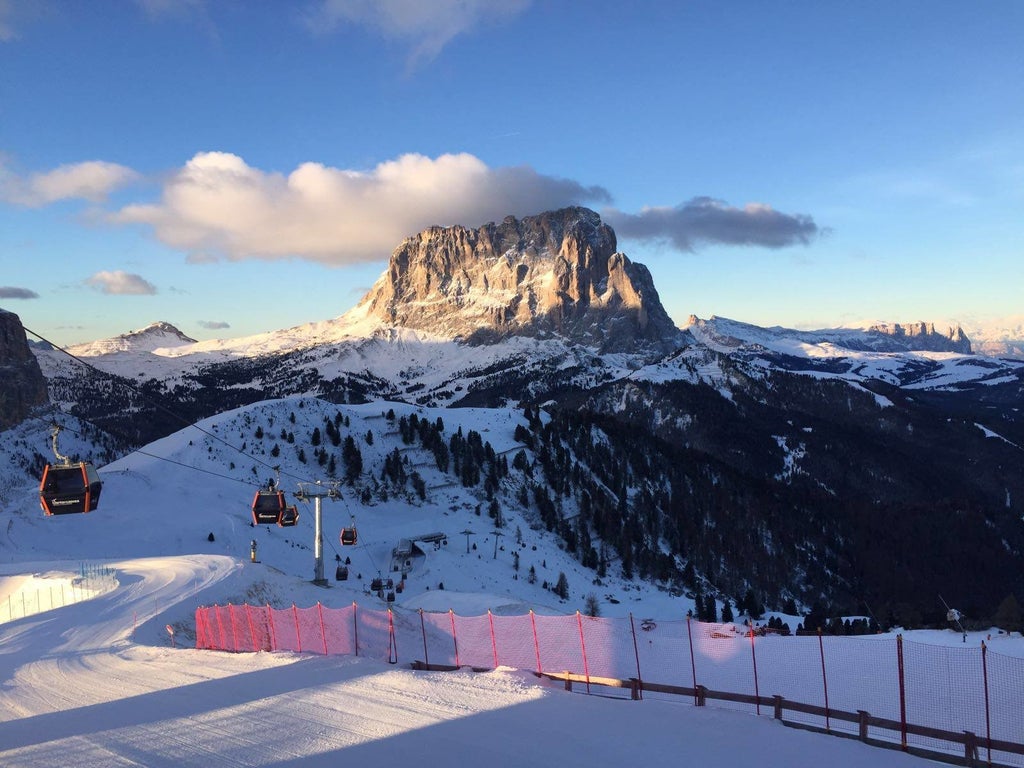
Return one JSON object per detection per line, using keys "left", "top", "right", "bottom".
{"left": 1, "top": 0, "right": 1021, "bottom": 346}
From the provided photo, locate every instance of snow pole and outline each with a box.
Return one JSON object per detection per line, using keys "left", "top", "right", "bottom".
{"left": 818, "top": 628, "right": 831, "bottom": 731}
{"left": 317, "top": 602, "right": 328, "bottom": 655}
{"left": 215, "top": 604, "right": 227, "bottom": 650}
{"left": 353, "top": 602, "right": 359, "bottom": 656}
{"left": 686, "top": 615, "right": 698, "bottom": 705}
{"left": 982, "top": 641, "right": 992, "bottom": 766}
{"left": 388, "top": 608, "right": 398, "bottom": 664}
{"left": 267, "top": 604, "right": 278, "bottom": 652}
{"left": 449, "top": 609, "right": 460, "bottom": 668}
{"left": 229, "top": 604, "right": 241, "bottom": 653}
{"left": 292, "top": 603, "right": 302, "bottom": 654}
{"left": 748, "top": 619, "right": 760, "bottom": 715}
{"left": 629, "top": 613, "right": 643, "bottom": 700}
{"left": 419, "top": 608, "right": 429, "bottom": 667}
{"left": 530, "top": 610, "right": 542, "bottom": 674}
{"left": 488, "top": 610, "right": 499, "bottom": 669}
{"left": 897, "top": 634, "right": 907, "bottom": 750}
{"left": 246, "top": 604, "right": 258, "bottom": 652}
{"left": 576, "top": 611, "right": 591, "bottom": 694}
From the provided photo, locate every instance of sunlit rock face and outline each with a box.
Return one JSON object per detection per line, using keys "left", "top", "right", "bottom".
{"left": 360, "top": 207, "right": 685, "bottom": 353}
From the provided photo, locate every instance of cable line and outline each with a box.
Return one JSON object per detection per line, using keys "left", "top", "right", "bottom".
{"left": 22, "top": 323, "right": 320, "bottom": 490}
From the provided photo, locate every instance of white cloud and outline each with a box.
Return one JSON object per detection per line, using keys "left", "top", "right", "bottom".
{"left": 111, "top": 151, "right": 609, "bottom": 264}
{"left": 0, "top": 160, "right": 139, "bottom": 207}
{"left": 86, "top": 271, "right": 158, "bottom": 295}
{"left": 306, "top": 0, "right": 531, "bottom": 66}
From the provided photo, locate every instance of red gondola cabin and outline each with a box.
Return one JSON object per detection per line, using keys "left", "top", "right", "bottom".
{"left": 40, "top": 462, "right": 102, "bottom": 515}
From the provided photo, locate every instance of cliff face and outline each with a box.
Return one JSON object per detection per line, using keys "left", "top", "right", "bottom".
{"left": 0, "top": 309, "right": 48, "bottom": 430}
{"left": 867, "top": 322, "right": 972, "bottom": 354}
{"left": 359, "top": 207, "right": 684, "bottom": 353}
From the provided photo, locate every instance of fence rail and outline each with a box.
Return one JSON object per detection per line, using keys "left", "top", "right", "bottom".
{"left": 195, "top": 603, "right": 1024, "bottom": 768}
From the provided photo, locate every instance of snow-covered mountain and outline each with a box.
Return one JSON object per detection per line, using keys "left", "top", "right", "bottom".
{"left": 6, "top": 207, "right": 1024, "bottom": 623}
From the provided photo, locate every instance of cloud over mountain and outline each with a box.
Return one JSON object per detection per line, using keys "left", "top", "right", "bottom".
{"left": 111, "top": 151, "right": 610, "bottom": 265}
{"left": 605, "top": 197, "right": 821, "bottom": 252}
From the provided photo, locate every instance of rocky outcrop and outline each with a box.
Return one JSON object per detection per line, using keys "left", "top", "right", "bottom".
{"left": 867, "top": 322, "right": 972, "bottom": 354}
{"left": 359, "top": 207, "right": 685, "bottom": 353}
{"left": 0, "top": 309, "right": 48, "bottom": 429}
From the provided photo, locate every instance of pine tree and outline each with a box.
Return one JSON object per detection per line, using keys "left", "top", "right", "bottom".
{"left": 721, "top": 599, "right": 734, "bottom": 623}
{"left": 555, "top": 572, "right": 569, "bottom": 600}
{"left": 584, "top": 593, "right": 601, "bottom": 617}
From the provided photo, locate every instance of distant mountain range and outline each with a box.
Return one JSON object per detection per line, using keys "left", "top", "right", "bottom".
{"left": 5, "top": 207, "right": 1024, "bottom": 623}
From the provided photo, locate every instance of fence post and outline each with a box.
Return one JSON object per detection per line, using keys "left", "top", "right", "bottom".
{"left": 982, "top": 641, "right": 991, "bottom": 766}
{"left": 229, "top": 604, "right": 241, "bottom": 652}
{"left": 773, "top": 695, "right": 783, "bottom": 720}
{"left": 449, "top": 609, "right": 460, "bottom": 668}
{"left": 292, "top": 604, "right": 302, "bottom": 654}
{"left": 964, "top": 731, "right": 979, "bottom": 767}
{"left": 215, "top": 605, "right": 227, "bottom": 650}
{"left": 749, "top": 619, "right": 760, "bottom": 715}
{"left": 629, "top": 613, "right": 643, "bottom": 700}
{"left": 420, "top": 608, "right": 429, "bottom": 667}
{"left": 818, "top": 628, "right": 831, "bottom": 732}
{"left": 353, "top": 602, "right": 359, "bottom": 657}
{"left": 577, "top": 612, "right": 591, "bottom": 694}
{"left": 857, "top": 710, "right": 870, "bottom": 742}
{"left": 530, "top": 610, "right": 542, "bottom": 674}
{"left": 318, "top": 602, "right": 328, "bottom": 655}
{"left": 267, "top": 604, "right": 277, "bottom": 651}
{"left": 897, "top": 634, "right": 907, "bottom": 751}
{"left": 696, "top": 684, "right": 707, "bottom": 707}
{"left": 488, "top": 610, "right": 498, "bottom": 669}
{"left": 246, "top": 604, "right": 258, "bottom": 652}
{"left": 686, "top": 615, "right": 698, "bottom": 705}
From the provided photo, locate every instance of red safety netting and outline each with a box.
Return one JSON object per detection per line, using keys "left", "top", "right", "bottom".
{"left": 194, "top": 602, "right": 1024, "bottom": 765}
{"left": 490, "top": 613, "right": 541, "bottom": 672}
{"left": 533, "top": 613, "right": 586, "bottom": 676}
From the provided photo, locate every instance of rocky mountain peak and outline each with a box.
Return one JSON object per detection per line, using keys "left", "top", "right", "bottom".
{"left": 0, "top": 309, "right": 48, "bottom": 429}
{"left": 359, "top": 207, "right": 684, "bottom": 353}
{"left": 866, "top": 322, "right": 972, "bottom": 354}
{"left": 68, "top": 321, "right": 197, "bottom": 356}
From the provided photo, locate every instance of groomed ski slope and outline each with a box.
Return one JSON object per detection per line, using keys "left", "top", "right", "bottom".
{"left": 0, "top": 555, "right": 927, "bottom": 768}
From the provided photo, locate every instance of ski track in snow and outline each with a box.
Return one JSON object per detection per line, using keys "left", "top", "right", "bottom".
{"left": 0, "top": 556, "right": 932, "bottom": 767}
